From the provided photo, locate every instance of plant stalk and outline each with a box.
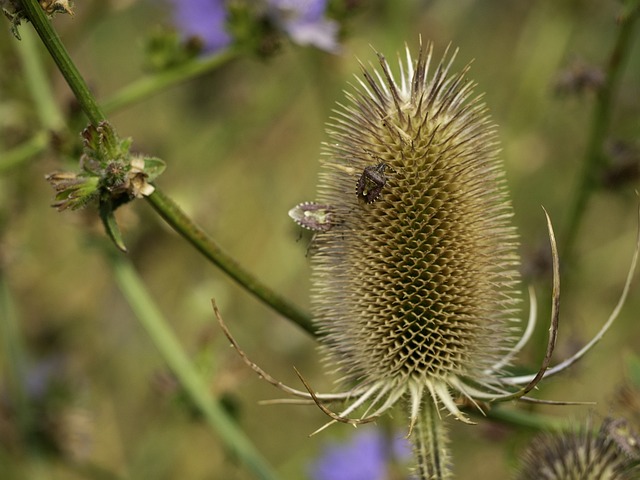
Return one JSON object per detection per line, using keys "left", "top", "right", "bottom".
{"left": 412, "top": 400, "right": 452, "bottom": 480}
{"left": 18, "top": 0, "right": 106, "bottom": 126}
{"left": 146, "top": 188, "right": 315, "bottom": 335}
{"left": 562, "top": 3, "right": 640, "bottom": 262}
{"left": 102, "top": 48, "right": 238, "bottom": 114}
{"left": 109, "top": 251, "right": 280, "bottom": 480}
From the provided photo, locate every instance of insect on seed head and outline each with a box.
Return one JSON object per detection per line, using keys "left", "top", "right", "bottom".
{"left": 288, "top": 202, "right": 335, "bottom": 232}
{"left": 356, "top": 162, "right": 389, "bottom": 204}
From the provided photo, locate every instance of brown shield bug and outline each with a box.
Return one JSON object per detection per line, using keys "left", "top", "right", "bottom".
{"left": 288, "top": 202, "right": 335, "bottom": 231}
{"left": 356, "top": 162, "right": 388, "bottom": 204}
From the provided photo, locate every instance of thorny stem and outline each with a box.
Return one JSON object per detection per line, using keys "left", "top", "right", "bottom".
{"left": 147, "top": 188, "right": 315, "bottom": 335}
{"left": 413, "top": 399, "right": 452, "bottom": 480}
{"left": 562, "top": 2, "right": 640, "bottom": 263}
{"left": 14, "top": 0, "right": 315, "bottom": 335}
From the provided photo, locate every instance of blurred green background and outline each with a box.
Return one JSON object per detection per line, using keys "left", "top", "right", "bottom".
{"left": 1, "top": 0, "right": 639, "bottom": 478}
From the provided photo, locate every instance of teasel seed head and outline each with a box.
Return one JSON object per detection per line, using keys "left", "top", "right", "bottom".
{"left": 516, "top": 417, "right": 640, "bottom": 480}
{"left": 213, "top": 38, "right": 639, "bottom": 480}
{"left": 310, "top": 39, "right": 521, "bottom": 423}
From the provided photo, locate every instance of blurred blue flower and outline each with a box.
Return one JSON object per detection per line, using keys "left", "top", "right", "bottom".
{"left": 309, "top": 428, "right": 412, "bottom": 480}
{"left": 168, "top": 0, "right": 340, "bottom": 55}
{"left": 23, "top": 356, "right": 66, "bottom": 400}
{"left": 267, "top": 0, "right": 340, "bottom": 53}
{"left": 0, "top": 355, "right": 66, "bottom": 408}
{"left": 168, "top": 0, "right": 231, "bottom": 53}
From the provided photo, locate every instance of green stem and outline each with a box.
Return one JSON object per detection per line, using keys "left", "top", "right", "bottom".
{"left": 485, "top": 405, "right": 567, "bottom": 431}
{"left": 3, "top": 31, "right": 238, "bottom": 169}
{"left": 2, "top": 38, "right": 238, "bottom": 171}
{"left": 15, "top": 26, "right": 65, "bottom": 130}
{"left": 102, "top": 48, "right": 239, "bottom": 114}
{"left": 18, "top": 0, "right": 106, "bottom": 125}
{"left": 412, "top": 400, "right": 452, "bottom": 480}
{"left": 0, "top": 131, "right": 49, "bottom": 173}
{"left": 146, "top": 188, "right": 315, "bottom": 336}
{"left": 562, "top": 3, "right": 640, "bottom": 262}
{"left": 0, "top": 51, "right": 237, "bottom": 171}
{"left": 108, "top": 251, "right": 280, "bottom": 480}
{"left": 1, "top": 23, "right": 67, "bottom": 173}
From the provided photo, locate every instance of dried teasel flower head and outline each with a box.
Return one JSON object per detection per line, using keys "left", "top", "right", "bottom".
{"left": 217, "top": 39, "right": 640, "bottom": 480}
{"left": 516, "top": 417, "right": 640, "bottom": 480}
{"left": 311, "top": 39, "right": 522, "bottom": 423}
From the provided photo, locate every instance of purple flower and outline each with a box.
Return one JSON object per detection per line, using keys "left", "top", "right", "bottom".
{"left": 168, "top": 0, "right": 231, "bottom": 53}
{"left": 0, "top": 356, "right": 66, "bottom": 407}
{"left": 168, "top": 0, "right": 340, "bottom": 54}
{"left": 23, "top": 356, "right": 65, "bottom": 400}
{"left": 267, "top": 0, "right": 340, "bottom": 53}
{"left": 309, "top": 428, "right": 412, "bottom": 480}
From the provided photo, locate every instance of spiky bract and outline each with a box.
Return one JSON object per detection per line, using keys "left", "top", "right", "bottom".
{"left": 310, "top": 42, "right": 521, "bottom": 421}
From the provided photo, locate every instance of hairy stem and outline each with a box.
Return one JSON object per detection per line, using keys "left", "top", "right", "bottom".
{"left": 562, "top": 2, "right": 640, "bottom": 262}
{"left": 413, "top": 400, "right": 452, "bottom": 480}
{"left": 18, "top": 0, "right": 106, "bottom": 125}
